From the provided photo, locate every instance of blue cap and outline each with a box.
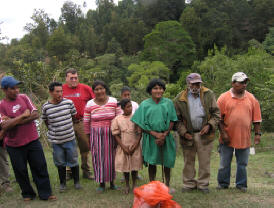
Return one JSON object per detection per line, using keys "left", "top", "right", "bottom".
{"left": 1, "top": 76, "right": 22, "bottom": 88}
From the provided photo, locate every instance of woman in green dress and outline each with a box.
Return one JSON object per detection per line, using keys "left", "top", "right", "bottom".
{"left": 131, "top": 78, "right": 177, "bottom": 187}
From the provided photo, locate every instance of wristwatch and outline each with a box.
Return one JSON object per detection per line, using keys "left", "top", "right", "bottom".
{"left": 255, "top": 132, "right": 262, "bottom": 136}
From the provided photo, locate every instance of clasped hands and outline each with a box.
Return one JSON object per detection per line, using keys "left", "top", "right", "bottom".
{"left": 121, "top": 142, "right": 139, "bottom": 155}
{"left": 150, "top": 131, "right": 169, "bottom": 146}
{"left": 183, "top": 124, "right": 210, "bottom": 140}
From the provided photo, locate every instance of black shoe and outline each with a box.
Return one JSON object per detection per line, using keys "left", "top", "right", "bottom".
{"left": 198, "top": 188, "right": 209, "bottom": 194}
{"left": 236, "top": 186, "right": 247, "bottom": 193}
{"left": 83, "top": 171, "right": 94, "bottom": 180}
{"left": 181, "top": 187, "right": 196, "bottom": 192}
{"left": 216, "top": 185, "right": 228, "bottom": 190}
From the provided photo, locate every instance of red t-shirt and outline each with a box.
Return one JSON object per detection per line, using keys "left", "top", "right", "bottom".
{"left": 62, "top": 83, "right": 94, "bottom": 119}
{"left": 0, "top": 94, "right": 39, "bottom": 147}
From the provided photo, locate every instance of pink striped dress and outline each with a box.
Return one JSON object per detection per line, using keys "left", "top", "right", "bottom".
{"left": 84, "top": 97, "right": 121, "bottom": 183}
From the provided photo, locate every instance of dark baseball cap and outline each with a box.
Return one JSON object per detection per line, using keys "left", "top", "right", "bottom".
{"left": 186, "top": 73, "right": 203, "bottom": 84}
{"left": 1, "top": 76, "right": 22, "bottom": 88}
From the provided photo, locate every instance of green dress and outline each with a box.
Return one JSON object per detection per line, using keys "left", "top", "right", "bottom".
{"left": 131, "top": 97, "right": 178, "bottom": 168}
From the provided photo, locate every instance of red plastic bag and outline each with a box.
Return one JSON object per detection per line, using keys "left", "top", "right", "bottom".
{"left": 133, "top": 181, "right": 182, "bottom": 208}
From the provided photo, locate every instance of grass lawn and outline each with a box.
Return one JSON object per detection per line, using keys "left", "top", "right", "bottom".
{"left": 0, "top": 133, "right": 273, "bottom": 208}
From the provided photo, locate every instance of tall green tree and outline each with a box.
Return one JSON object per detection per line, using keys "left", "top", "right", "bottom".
{"left": 142, "top": 20, "right": 196, "bottom": 81}
{"left": 60, "top": 1, "right": 83, "bottom": 34}
{"left": 263, "top": 27, "right": 274, "bottom": 55}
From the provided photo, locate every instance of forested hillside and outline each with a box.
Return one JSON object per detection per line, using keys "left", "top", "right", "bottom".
{"left": 0, "top": 0, "right": 273, "bottom": 131}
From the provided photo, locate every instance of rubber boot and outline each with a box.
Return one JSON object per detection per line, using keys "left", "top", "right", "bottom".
{"left": 57, "top": 166, "right": 66, "bottom": 192}
{"left": 71, "top": 165, "right": 82, "bottom": 190}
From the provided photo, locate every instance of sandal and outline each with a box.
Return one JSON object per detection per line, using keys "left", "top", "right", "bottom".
{"left": 96, "top": 187, "right": 105, "bottom": 193}
{"left": 47, "top": 195, "right": 57, "bottom": 201}
{"left": 23, "top": 197, "right": 34, "bottom": 202}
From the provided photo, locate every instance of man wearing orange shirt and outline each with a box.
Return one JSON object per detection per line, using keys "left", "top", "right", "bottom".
{"left": 217, "top": 72, "right": 262, "bottom": 192}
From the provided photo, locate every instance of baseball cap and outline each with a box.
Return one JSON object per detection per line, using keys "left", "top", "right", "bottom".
{"left": 186, "top": 73, "right": 203, "bottom": 84}
{"left": 232, "top": 72, "right": 249, "bottom": 82}
{"left": 1, "top": 76, "right": 22, "bottom": 88}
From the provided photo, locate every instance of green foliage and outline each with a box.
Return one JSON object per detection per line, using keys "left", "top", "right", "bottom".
{"left": 127, "top": 61, "right": 170, "bottom": 88}
{"left": 1, "top": 0, "right": 274, "bottom": 132}
{"left": 186, "top": 46, "right": 274, "bottom": 131}
{"left": 263, "top": 27, "right": 274, "bottom": 55}
{"left": 46, "top": 27, "right": 80, "bottom": 60}
{"left": 142, "top": 20, "right": 196, "bottom": 81}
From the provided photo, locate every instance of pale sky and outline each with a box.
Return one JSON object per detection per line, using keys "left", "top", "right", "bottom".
{"left": 0, "top": 0, "right": 118, "bottom": 44}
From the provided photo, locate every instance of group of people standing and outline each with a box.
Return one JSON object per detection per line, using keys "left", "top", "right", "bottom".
{"left": 0, "top": 69, "right": 261, "bottom": 202}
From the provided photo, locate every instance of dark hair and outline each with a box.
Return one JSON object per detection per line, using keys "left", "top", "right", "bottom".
{"left": 118, "top": 98, "right": 131, "bottom": 110}
{"left": 146, "top": 78, "right": 166, "bottom": 95}
{"left": 65, "top": 68, "right": 77, "bottom": 76}
{"left": 92, "top": 80, "right": 111, "bottom": 95}
{"left": 121, "top": 86, "right": 131, "bottom": 94}
{"left": 48, "top": 82, "right": 62, "bottom": 92}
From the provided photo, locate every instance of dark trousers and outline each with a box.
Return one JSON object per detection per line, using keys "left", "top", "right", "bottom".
{"left": 6, "top": 139, "right": 52, "bottom": 200}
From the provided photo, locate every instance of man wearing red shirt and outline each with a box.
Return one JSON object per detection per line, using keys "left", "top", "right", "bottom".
{"left": 63, "top": 68, "right": 95, "bottom": 179}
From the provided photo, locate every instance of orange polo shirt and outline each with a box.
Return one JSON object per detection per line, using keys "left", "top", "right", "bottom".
{"left": 217, "top": 89, "right": 262, "bottom": 149}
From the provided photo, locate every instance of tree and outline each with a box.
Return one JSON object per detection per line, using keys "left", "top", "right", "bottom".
{"left": 136, "top": 0, "right": 185, "bottom": 27}
{"left": 187, "top": 46, "right": 274, "bottom": 131}
{"left": 263, "top": 27, "right": 274, "bottom": 55}
{"left": 24, "top": 9, "right": 54, "bottom": 49}
{"left": 60, "top": 1, "right": 83, "bottom": 34}
{"left": 46, "top": 27, "right": 79, "bottom": 60}
{"left": 142, "top": 21, "right": 196, "bottom": 81}
{"left": 127, "top": 61, "right": 170, "bottom": 87}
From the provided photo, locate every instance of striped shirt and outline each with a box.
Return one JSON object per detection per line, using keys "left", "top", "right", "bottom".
{"left": 42, "top": 98, "right": 76, "bottom": 144}
{"left": 83, "top": 97, "right": 122, "bottom": 133}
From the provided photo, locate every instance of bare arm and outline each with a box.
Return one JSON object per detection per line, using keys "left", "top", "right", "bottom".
{"left": 218, "top": 119, "right": 230, "bottom": 144}
{"left": 1, "top": 109, "right": 31, "bottom": 131}
{"left": 253, "top": 122, "right": 261, "bottom": 145}
{"left": 114, "top": 135, "right": 130, "bottom": 155}
{"left": 17, "top": 110, "right": 39, "bottom": 125}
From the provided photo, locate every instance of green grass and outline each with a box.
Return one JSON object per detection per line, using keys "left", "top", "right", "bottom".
{"left": 0, "top": 133, "right": 273, "bottom": 208}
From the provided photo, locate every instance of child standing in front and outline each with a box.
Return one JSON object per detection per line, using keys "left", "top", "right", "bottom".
{"left": 111, "top": 99, "right": 143, "bottom": 194}
{"left": 42, "top": 82, "right": 81, "bottom": 192}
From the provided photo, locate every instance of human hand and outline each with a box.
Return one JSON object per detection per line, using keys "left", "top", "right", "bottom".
{"left": 254, "top": 135, "right": 261, "bottom": 145}
{"left": 129, "top": 143, "right": 138, "bottom": 154}
{"left": 200, "top": 124, "right": 210, "bottom": 135}
{"left": 221, "top": 131, "right": 230, "bottom": 145}
{"left": 155, "top": 138, "right": 165, "bottom": 146}
{"left": 22, "top": 109, "right": 31, "bottom": 118}
{"left": 184, "top": 133, "right": 193, "bottom": 140}
{"left": 1, "top": 115, "right": 10, "bottom": 121}
{"left": 151, "top": 131, "right": 164, "bottom": 140}
{"left": 122, "top": 146, "right": 131, "bottom": 155}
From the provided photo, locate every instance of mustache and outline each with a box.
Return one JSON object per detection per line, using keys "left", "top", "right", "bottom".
{"left": 188, "top": 87, "right": 200, "bottom": 94}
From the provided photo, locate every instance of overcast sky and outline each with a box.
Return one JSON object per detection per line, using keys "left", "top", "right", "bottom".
{"left": 0, "top": 0, "right": 118, "bottom": 43}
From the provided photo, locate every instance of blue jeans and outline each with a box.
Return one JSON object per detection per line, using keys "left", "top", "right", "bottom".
{"left": 217, "top": 144, "right": 250, "bottom": 188}
{"left": 52, "top": 140, "right": 78, "bottom": 167}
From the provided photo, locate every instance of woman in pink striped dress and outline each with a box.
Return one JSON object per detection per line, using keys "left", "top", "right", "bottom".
{"left": 84, "top": 80, "right": 121, "bottom": 193}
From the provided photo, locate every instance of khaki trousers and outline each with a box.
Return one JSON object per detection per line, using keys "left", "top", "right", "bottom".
{"left": 73, "top": 121, "right": 91, "bottom": 172}
{"left": 182, "top": 133, "right": 213, "bottom": 189}
{"left": 0, "top": 146, "right": 10, "bottom": 185}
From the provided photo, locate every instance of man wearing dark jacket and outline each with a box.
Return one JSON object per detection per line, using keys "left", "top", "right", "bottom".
{"left": 174, "top": 73, "right": 220, "bottom": 193}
